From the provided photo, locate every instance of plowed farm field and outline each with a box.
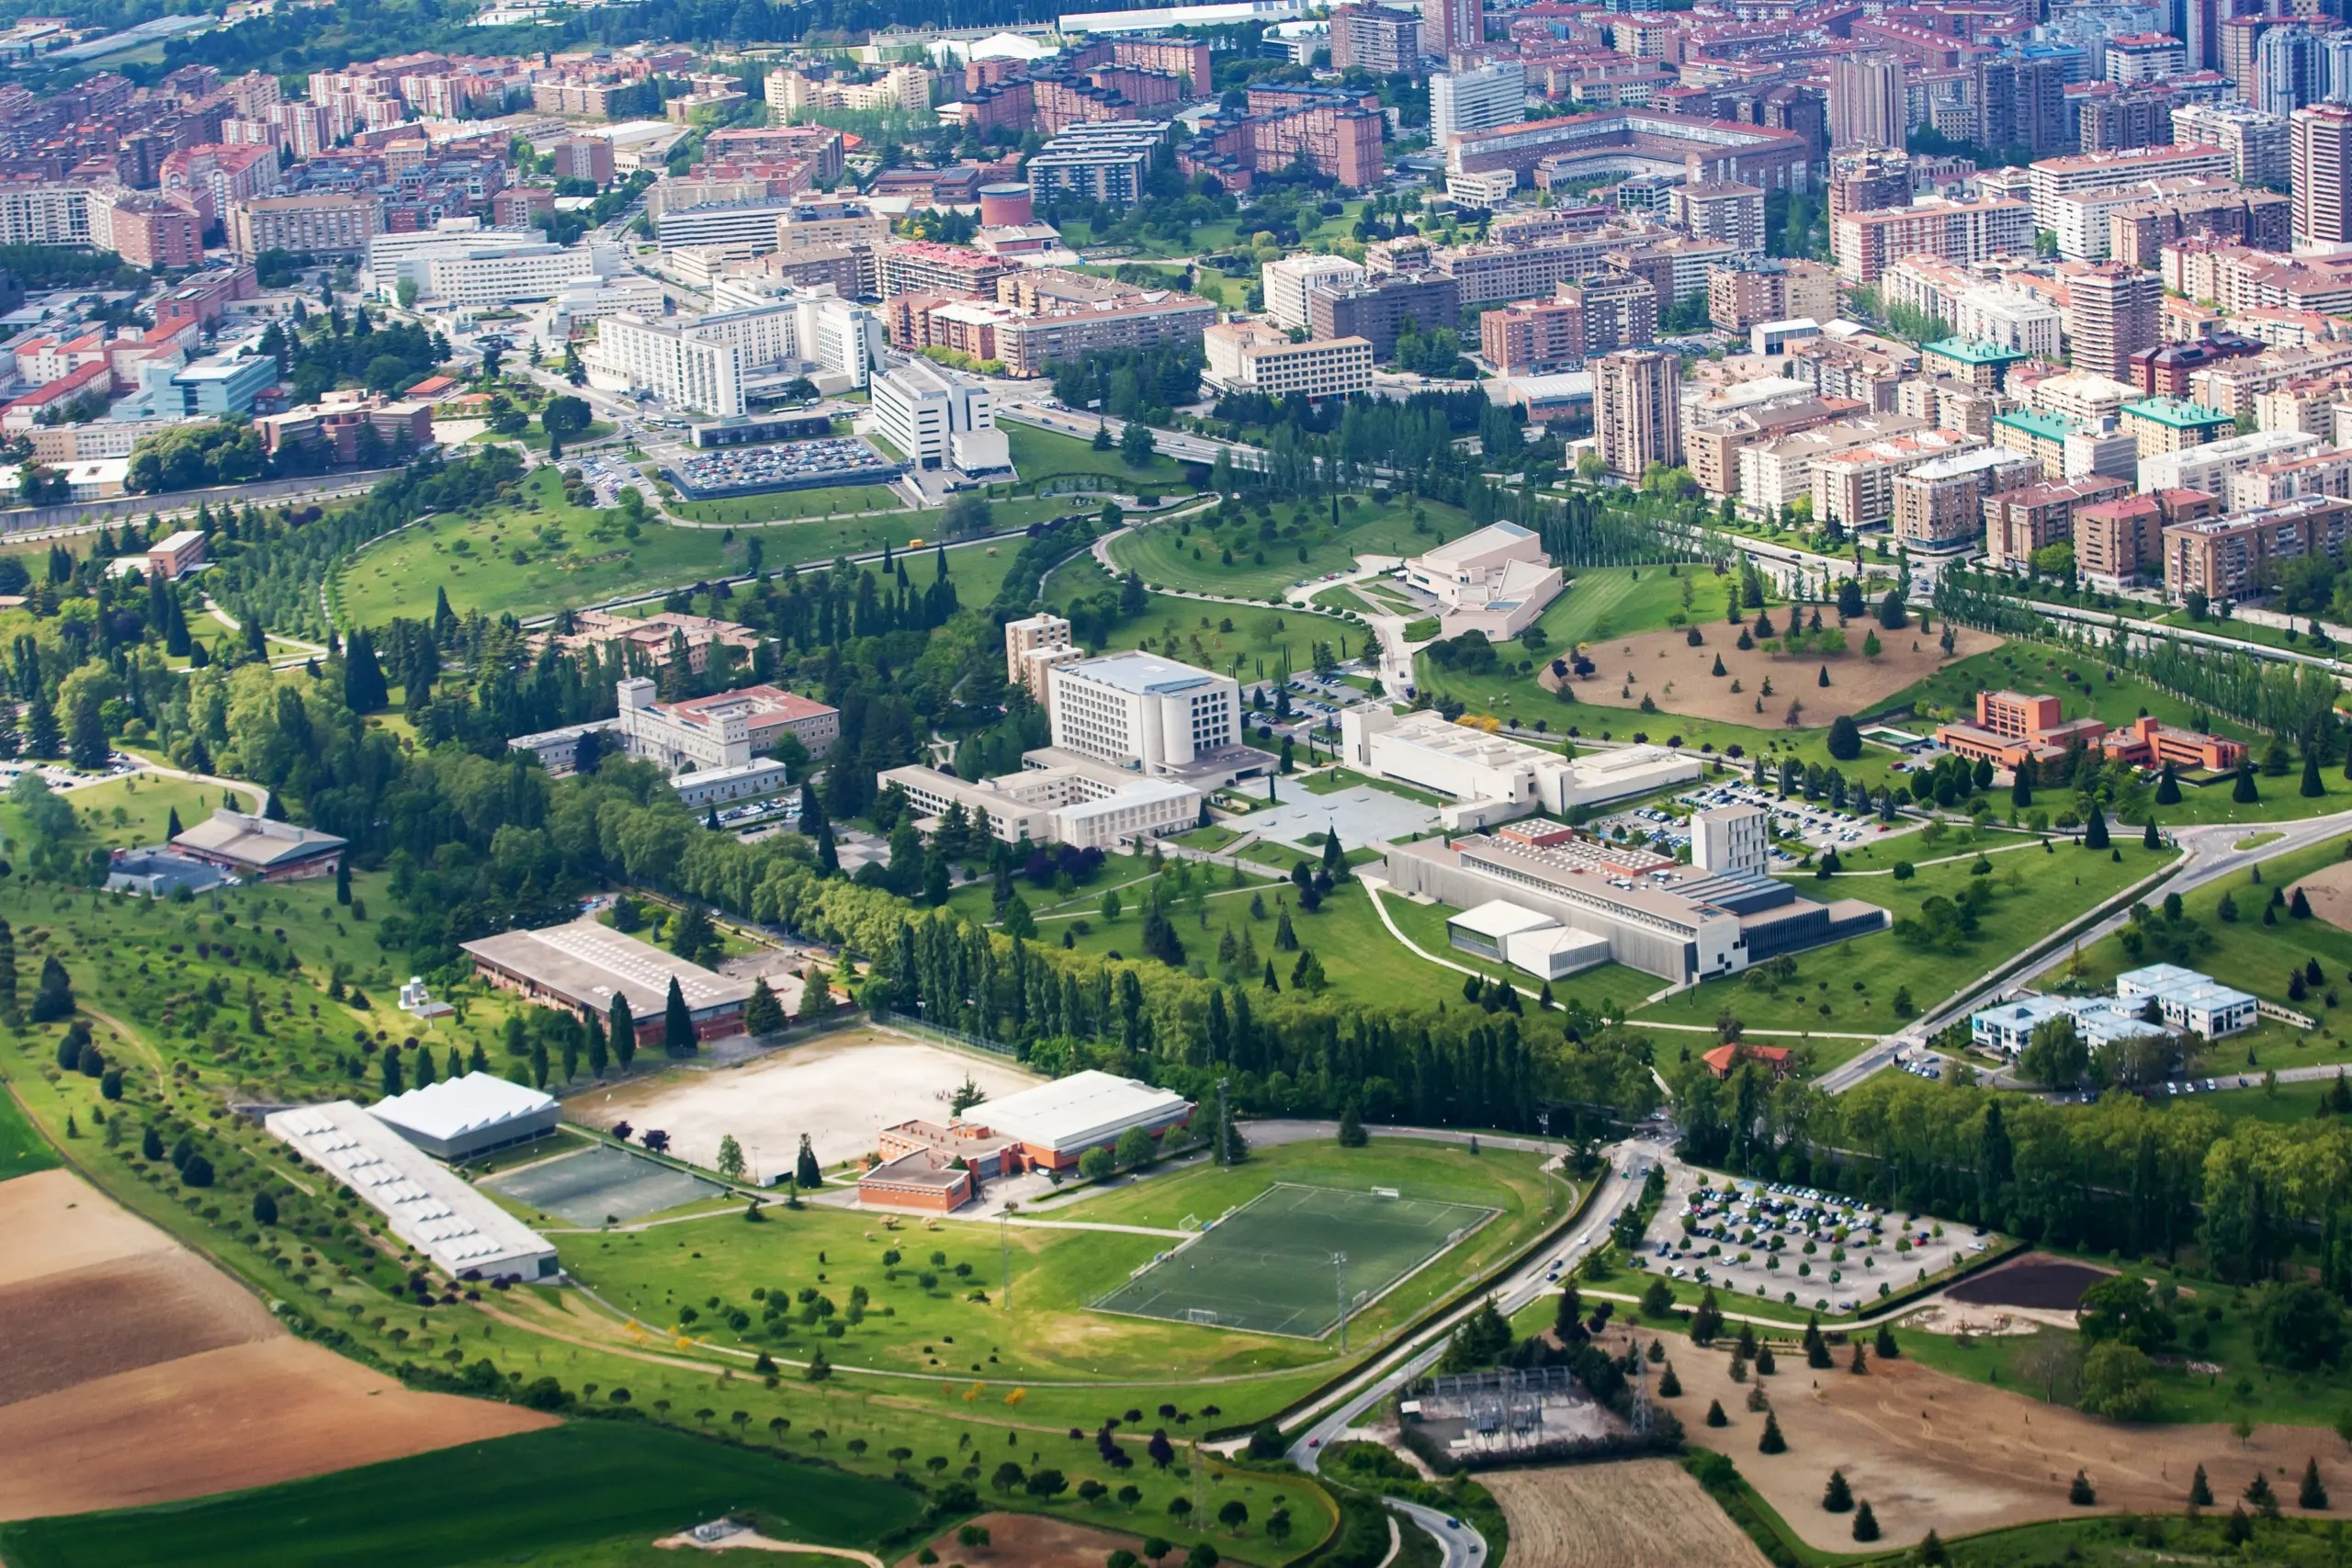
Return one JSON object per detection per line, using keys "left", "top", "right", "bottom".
{"left": 1482, "top": 1460, "right": 1771, "bottom": 1568}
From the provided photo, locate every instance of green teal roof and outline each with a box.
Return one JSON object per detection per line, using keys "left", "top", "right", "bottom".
{"left": 1925, "top": 337, "right": 2027, "bottom": 366}
{"left": 2121, "top": 396, "right": 2234, "bottom": 430}
{"left": 1995, "top": 409, "right": 2079, "bottom": 444}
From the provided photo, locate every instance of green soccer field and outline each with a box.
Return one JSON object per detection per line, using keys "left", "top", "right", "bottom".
{"left": 1091, "top": 1183, "right": 1498, "bottom": 1338}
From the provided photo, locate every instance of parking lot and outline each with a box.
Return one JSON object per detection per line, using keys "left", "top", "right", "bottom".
{"left": 1679, "top": 781, "right": 1922, "bottom": 858}
{"left": 1637, "top": 1169, "right": 1996, "bottom": 1316}
{"left": 670, "top": 436, "right": 899, "bottom": 499}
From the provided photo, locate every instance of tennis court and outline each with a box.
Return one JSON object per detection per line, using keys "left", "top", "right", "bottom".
{"left": 482, "top": 1145, "right": 726, "bottom": 1226}
{"left": 1091, "top": 1183, "right": 1498, "bottom": 1338}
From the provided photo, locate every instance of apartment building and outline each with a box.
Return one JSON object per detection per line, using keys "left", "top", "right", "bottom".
{"left": 2073, "top": 490, "right": 2221, "bottom": 588}
{"left": 1309, "top": 273, "right": 1461, "bottom": 361}
{"left": 1669, "top": 182, "right": 1767, "bottom": 257}
{"left": 1593, "top": 348, "right": 1681, "bottom": 480}
{"left": 1687, "top": 396, "right": 1862, "bottom": 498}
{"left": 878, "top": 240, "right": 1015, "bottom": 300}
{"left": 1810, "top": 429, "right": 1979, "bottom": 535}
{"left": 1478, "top": 274, "right": 1657, "bottom": 374}
{"left": 2140, "top": 427, "right": 2323, "bottom": 495}
{"left": 2226, "top": 446, "right": 2352, "bottom": 511}
{"left": 1431, "top": 61, "right": 1526, "bottom": 147}
{"left": 1892, "top": 446, "right": 2041, "bottom": 550}
{"left": 2165, "top": 494, "right": 2352, "bottom": 600}
{"left": 2068, "top": 263, "right": 2163, "bottom": 384}
{"left": 1329, "top": 4, "right": 1420, "bottom": 73}
{"left": 2171, "top": 103, "right": 2290, "bottom": 186}
{"left": 992, "top": 291, "right": 1217, "bottom": 378}
{"left": 1736, "top": 412, "right": 1932, "bottom": 511}
{"left": 1261, "top": 253, "right": 1366, "bottom": 332}
{"left": 1026, "top": 121, "right": 1170, "bottom": 205}
{"left": 2027, "top": 144, "right": 2234, "bottom": 232}
{"left": 2119, "top": 396, "right": 2236, "bottom": 458}
{"left": 2294, "top": 103, "right": 2352, "bottom": 249}
{"left": 1201, "top": 322, "right": 1374, "bottom": 399}
{"left": 1705, "top": 257, "right": 1839, "bottom": 333}
{"left": 1831, "top": 198, "right": 2035, "bottom": 284}
{"left": 1983, "top": 475, "right": 2132, "bottom": 569}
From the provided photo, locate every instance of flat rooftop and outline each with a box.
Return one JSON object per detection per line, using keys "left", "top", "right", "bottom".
{"left": 1064, "top": 650, "right": 1222, "bottom": 697}
{"left": 977, "top": 1068, "right": 1191, "bottom": 1155}
{"left": 370, "top": 1071, "right": 556, "bottom": 1145}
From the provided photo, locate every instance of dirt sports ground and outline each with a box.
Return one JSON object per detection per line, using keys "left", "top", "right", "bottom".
{"left": 0, "top": 1166, "right": 553, "bottom": 1522}
{"left": 1612, "top": 1325, "right": 2350, "bottom": 1551}
{"left": 1484, "top": 1460, "right": 1772, "bottom": 1568}
{"left": 890, "top": 1510, "right": 1150, "bottom": 1568}
{"left": 1540, "top": 624, "right": 2003, "bottom": 725}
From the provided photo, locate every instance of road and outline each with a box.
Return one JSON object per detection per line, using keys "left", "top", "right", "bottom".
{"left": 1277, "top": 1131, "right": 1670, "bottom": 1564}
{"left": 1816, "top": 806, "right": 2352, "bottom": 1091}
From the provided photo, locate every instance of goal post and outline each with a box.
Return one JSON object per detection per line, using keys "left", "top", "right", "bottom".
{"left": 1186, "top": 1307, "right": 1220, "bottom": 1325}
{"left": 1179, "top": 1213, "right": 1202, "bottom": 1232}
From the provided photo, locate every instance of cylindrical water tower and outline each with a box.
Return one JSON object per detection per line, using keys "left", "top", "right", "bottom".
{"left": 978, "top": 183, "right": 1035, "bottom": 227}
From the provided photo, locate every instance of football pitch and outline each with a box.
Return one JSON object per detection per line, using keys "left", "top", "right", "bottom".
{"left": 1091, "top": 1183, "right": 1499, "bottom": 1338}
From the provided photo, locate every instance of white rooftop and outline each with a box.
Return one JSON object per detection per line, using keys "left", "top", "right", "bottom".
{"left": 370, "top": 1071, "right": 556, "bottom": 1145}
{"left": 975, "top": 1068, "right": 1190, "bottom": 1155}
{"left": 1449, "top": 898, "right": 1561, "bottom": 941}
{"left": 1417, "top": 520, "right": 1538, "bottom": 569}
{"left": 1066, "top": 650, "right": 1220, "bottom": 697}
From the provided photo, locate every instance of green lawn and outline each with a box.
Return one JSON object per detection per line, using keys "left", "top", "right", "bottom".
{"left": 471, "top": 418, "right": 620, "bottom": 453}
{"left": 1007, "top": 422, "right": 1192, "bottom": 492}
{"left": 2037, "top": 835, "right": 2352, "bottom": 1061}
{"left": 670, "top": 483, "right": 907, "bottom": 525}
{"left": 1629, "top": 838, "right": 2181, "bottom": 1045}
{"left": 1375, "top": 890, "right": 1661, "bottom": 1018}
{"left": 0, "top": 1084, "right": 58, "bottom": 1181}
{"left": 1046, "top": 559, "right": 1374, "bottom": 681}
{"left": 0, "top": 1425, "right": 921, "bottom": 1568}
{"left": 43, "top": 773, "right": 222, "bottom": 851}
{"left": 1109, "top": 496, "right": 1464, "bottom": 604}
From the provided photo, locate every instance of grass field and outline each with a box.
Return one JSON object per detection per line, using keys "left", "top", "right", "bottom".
{"left": 1007, "top": 422, "right": 1193, "bottom": 492}
{"left": 1091, "top": 1182, "right": 1498, "bottom": 1337}
{"left": 1044, "top": 559, "right": 1374, "bottom": 679}
{"left": 1630, "top": 838, "right": 2179, "bottom": 1043}
{"left": 1109, "top": 496, "right": 1468, "bottom": 604}
{"left": 41, "top": 773, "right": 223, "bottom": 852}
{"left": 670, "top": 483, "right": 907, "bottom": 525}
{"left": 0, "top": 1085, "right": 58, "bottom": 1180}
{"left": 0, "top": 1424, "right": 922, "bottom": 1568}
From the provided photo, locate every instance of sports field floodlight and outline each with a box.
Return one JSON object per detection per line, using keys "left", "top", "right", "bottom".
{"left": 1331, "top": 1251, "right": 1350, "bottom": 1351}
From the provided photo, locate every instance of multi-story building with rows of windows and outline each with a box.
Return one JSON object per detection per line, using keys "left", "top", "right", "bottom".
{"left": 1046, "top": 651, "right": 1270, "bottom": 786}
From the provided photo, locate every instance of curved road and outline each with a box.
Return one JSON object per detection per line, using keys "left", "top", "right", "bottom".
{"left": 1818, "top": 806, "right": 2352, "bottom": 1091}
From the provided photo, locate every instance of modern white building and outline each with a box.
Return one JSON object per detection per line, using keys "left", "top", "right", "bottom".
{"left": 369, "top": 1072, "right": 560, "bottom": 1160}
{"left": 1445, "top": 897, "right": 1612, "bottom": 979}
{"left": 879, "top": 751, "right": 1201, "bottom": 849}
{"left": 612, "top": 677, "right": 838, "bottom": 773}
{"left": 2116, "top": 963, "right": 2260, "bottom": 1037}
{"left": 1969, "top": 993, "right": 2167, "bottom": 1055}
{"left": 266, "top": 1100, "right": 559, "bottom": 1280}
{"left": 1951, "top": 285, "right": 2063, "bottom": 357}
{"left": 652, "top": 197, "right": 802, "bottom": 255}
{"left": 1399, "top": 520, "right": 1565, "bottom": 638}
{"left": 1006, "top": 611, "right": 1082, "bottom": 710}
{"left": 1690, "top": 803, "right": 1769, "bottom": 874}
{"left": 1340, "top": 707, "right": 1700, "bottom": 829}
{"left": 1048, "top": 650, "right": 1261, "bottom": 782}
{"left": 1200, "top": 321, "right": 1374, "bottom": 400}
{"left": 1261, "top": 252, "right": 1367, "bottom": 332}
{"left": 870, "top": 356, "right": 1008, "bottom": 473}
{"left": 1430, "top": 59, "right": 1527, "bottom": 148}
{"left": 587, "top": 290, "right": 884, "bottom": 415}
{"left": 547, "top": 274, "right": 667, "bottom": 335}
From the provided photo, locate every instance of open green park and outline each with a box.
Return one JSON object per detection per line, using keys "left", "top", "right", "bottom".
{"left": 1108, "top": 493, "right": 1469, "bottom": 604}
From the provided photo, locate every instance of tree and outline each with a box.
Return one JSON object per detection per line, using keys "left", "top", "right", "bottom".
{"left": 717, "top": 1135, "right": 746, "bottom": 1181}
{"left": 1337, "top": 1100, "right": 1367, "bottom": 1146}
{"left": 798, "top": 964, "right": 831, "bottom": 1020}
{"left": 1080, "top": 1146, "right": 1115, "bottom": 1181}
{"left": 2190, "top": 1465, "right": 2213, "bottom": 1506}
{"left": 796, "top": 1133, "right": 821, "bottom": 1190}
{"left": 1705, "top": 1399, "right": 1727, "bottom": 1427}
{"left": 1216, "top": 1499, "right": 1248, "bottom": 1534}
{"left": 2255, "top": 1280, "right": 2349, "bottom": 1371}
{"left": 1092, "top": 422, "right": 1114, "bottom": 451}
{"left": 663, "top": 976, "right": 695, "bottom": 1056}
{"left": 1114, "top": 1125, "right": 1155, "bottom": 1168}
{"left": 608, "top": 993, "right": 636, "bottom": 1068}
{"left": 1850, "top": 1502, "right": 1879, "bottom": 1541}
{"left": 1877, "top": 590, "right": 1908, "bottom": 630}
{"left": 1120, "top": 420, "right": 1156, "bottom": 468}
{"left": 1690, "top": 1287, "right": 1724, "bottom": 1346}
{"left": 2082, "top": 801, "right": 2109, "bottom": 850}
{"left": 2304, "top": 1456, "right": 2331, "bottom": 1510}
{"left": 252, "top": 1190, "right": 278, "bottom": 1225}
{"left": 2154, "top": 762, "right": 2181, "bottom": 805}
{"left": 1758, "top": 1411, "right": 1786, "bottom": 1453}
{"left": 1826, "top": 715, "right": 1861, "bottom": 761}
{"left": 540, "top": 393, "right": 592, "bottom": 446}
{"left": 28, "top": 954, "right": 73, "bottom": 1022}
{"left": 2068, "top": 1470, "right": 2096, "bottom": 1506}
{"left": 1822, "top": 1469, "right": 1853, "bottom": 1512}
{"left": 2234, "top": 761, "right": 2259, "bottom": 804}
{"left": 2307, "top": 750, "right": 2328, "bottom": 798}
{"left": 2079, "top": 1341, "right": 2157, "bottom": 1420}
{"left": 742, "top": 977, "right": 785, "bottom": 1035}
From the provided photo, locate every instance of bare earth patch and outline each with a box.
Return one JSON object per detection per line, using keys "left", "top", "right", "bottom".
{"left": 1944, "top": 1253, "right": 2112, "bottom": 1313}
{"left": 571, "top": 1028, "right": 1043, "bottom": 1173}
{"left": 2287, "top": 859, "right": 2352, "bottom": 934}
{"left": 0, "top": 1168, "right": 554, "bottom": 1522}
{"left": 1540, "top": 624, "right": 2002, "bottom": 728}
{"left": 891, "top": 1510, "right": 1158, "bottom": 1568}
{"left": 1628, "top": 1325, "right": 2346, "bottom": 1551}
{"left": 1483, "top": 1460, "right": 1771, "bottom": 1568}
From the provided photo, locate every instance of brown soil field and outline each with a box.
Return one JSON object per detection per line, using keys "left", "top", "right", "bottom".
{"left": 2289, "top": 860, "right": 2352, "bottom": 934}
{"left": 0, "top": 1167, "right": 555, "bottom": 1522}
{"left": 1483, "top": 1460, "right": 1771, "bottom": 1568}
{"left": 1944, "top": 1254, "right": 2111, "bottom": 1313}
{"left": 891, "top": 1510, "right": 1152, "bottom": 1568}
{"left": 0, "top": 1337, "right": 557, "bottom": 1520}
{"left": 0, "top": 1165, "right": 181, "bottom": 1287}
{"left": 0, "top": 1247, "right": 276, "bottom": 1404}
{"left": 1540, "top": 623, "right": 2002, "bottom": 727}
{"left": 1624, "top": 1325, "right": 2347, "bottom": 1551}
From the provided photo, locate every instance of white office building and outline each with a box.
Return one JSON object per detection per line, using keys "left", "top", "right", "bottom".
{"left": 1399, "top": 520, "right": 1565, "bottom": 638}
{"left": 879, "top": 753, "right": 1201, "bottom": 849}
{"left": 1430, "top": 60, "right": 1527, "bottom": 148}
{"left": 869, "top": 356, "right": 1008, "bottom": 472}
{"left": 2139, "top": 429, "right": 2323, "bottom": 497}
{"left": 1969, "top": 993, "right": 2168, "bottom": 1055}
{"left": 1340, "top": 706, "right": 1701, "bottom": 829}
{"left": 2116, "top": 963, "right": 2260, "bottom": 1037}
{"left": 414, "top": 241, "right": 595, "bottom": 307}
{"left": 1261, "top": 253, "right": 1367, "bottom": 332}
{"left": 652, "top": 197, "right": 802, "bottom": 255}
{"left": 266, "top": 1100, "right": 559, "bottom": 1280}
{"left": 1047, "top": 650, "right": 1256, "bottom": 780}
{"left": 588, "top": 312, "right": 745, "bottom": 416}
{"left": 1690, "top": 803, "right": 1769, "bottom": 874}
